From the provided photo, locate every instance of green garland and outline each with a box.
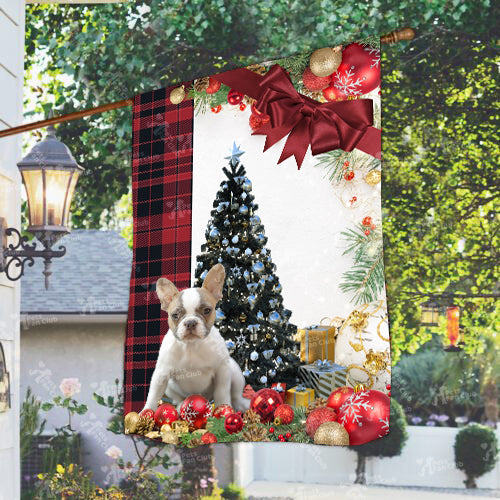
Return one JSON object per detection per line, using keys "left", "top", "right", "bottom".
{"left": 339, "top": 223, "right": 385, "bottom": 305}
{"left": 188, "top": 83, "right": 231, "bottom": 115}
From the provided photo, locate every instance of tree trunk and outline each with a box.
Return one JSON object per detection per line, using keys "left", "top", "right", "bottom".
{"left": 178, "top": 445, "right": 216, "bottom": 498}
{"left": 464, "top": 475, "right": 477, "bottom": 489}
{"left": 354, "top": 453, "right": 366, "bottom": 484}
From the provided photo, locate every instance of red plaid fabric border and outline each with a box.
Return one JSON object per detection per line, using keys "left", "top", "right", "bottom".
{"left": 124, "top": 85, "right": 194, "bottom": 414}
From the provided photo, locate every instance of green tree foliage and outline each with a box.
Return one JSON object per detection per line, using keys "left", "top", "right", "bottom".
{"left": 454, "top": 423, "right": 498, "bottom": 488}
{"left": 382, "top": 30, "right": 499, "bottom": 361}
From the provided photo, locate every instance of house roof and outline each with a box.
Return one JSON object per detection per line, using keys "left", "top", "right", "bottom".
{"left": 21, "top": 230, "right": 132, "bottom": 314}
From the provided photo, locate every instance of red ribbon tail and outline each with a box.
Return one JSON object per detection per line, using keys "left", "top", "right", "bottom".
{"left": 277, "top": 121, "right": 310, "bottom": 169}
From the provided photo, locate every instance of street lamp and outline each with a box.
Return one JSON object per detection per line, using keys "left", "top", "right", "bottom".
{"left": 0, "top": 125, "right": 83, "bottom": 289}
{"left": 420, "top": 299, "right": 440, "bottom": 327}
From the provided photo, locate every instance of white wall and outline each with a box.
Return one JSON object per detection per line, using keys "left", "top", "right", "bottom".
{"left": 0, "top": 1, "right": 25, "bottom": 498}
{"left": 20, "top": 320, "right": 148, "bottom": 486}
{"left": 239, "top": 426, "right": 500, "bottom": 489}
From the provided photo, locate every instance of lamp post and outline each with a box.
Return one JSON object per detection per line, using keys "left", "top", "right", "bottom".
{"left": 420, "top": 299, "right": 440, "bottom": 327}
{"left": 0, "top": 125, "right": 83, "bottom": 289}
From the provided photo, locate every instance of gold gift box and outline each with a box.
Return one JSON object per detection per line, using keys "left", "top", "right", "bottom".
{"left": 285, "top": 386, "right": 315, "bottom": 407}
{"left": 296, "top": 322, "right": 337, "bottom": 363}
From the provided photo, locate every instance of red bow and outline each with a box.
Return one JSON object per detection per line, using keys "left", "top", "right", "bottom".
{"left": 252, "top": 65, "right": 374, "bottom": 168}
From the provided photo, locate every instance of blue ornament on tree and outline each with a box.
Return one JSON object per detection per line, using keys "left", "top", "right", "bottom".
{"left": 239, "top": 205, "right": 249, "bottom": 215}
{"left": 257, "top": 311, "right": 264, "bottom": 321}
{"left": 247, "top": 283, "right": 258, "bottom": 292}
{"left": 243, "top": 369, "right": 251, "bottom": 377}
{"left": 269, "top": 311, "right": 281, "bottom": 324}
{"left": 263, "top": 349, "right": 274, "bottom": 360}
{"left": 232, "top": 235, "right": 239, "bottom": 244}
{"left": 209, "top": 228, "right": 220, "bottom": 239}
{"left": 274, "top": 283, "right": 282, "bottom": 292}
{"left": 253, "top": 261, "right": 265, "bottom": 273}
{"left": 226, "top": 340, "right": 235, "bottom": 349}
{"left": 260, "top": 375, "right": 268, "bottom": 384}
{"left": 224, "top": 220, "right": 230, "bottom": 227}
{"left": 248, "top": 295, "right": 257, "bottom": 309}
{"left": 269, "top": 370, "right": 276, "bottom": 378}
{"left": 244, "top": 248, "right": 252, "bottom": 256}
{"left": 243, "top": 270, "right": 251, "bottom": 281}
{"left": 242, "top": 178, "right": 252, "bottom": 192}
{"left": 216, "top": 309, "right": 226, "bottom": 321}
{"left": 250, "top": 351, "right": 259, "bottom": 361}
{"left": 250, "top": 215, "right": 261, "bottom": 225}
{"left": 222, "top": 239, "right": 229, "bottom": 247}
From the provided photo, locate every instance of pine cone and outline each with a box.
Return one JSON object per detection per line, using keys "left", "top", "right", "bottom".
{"left": 305, "top": 397, "right": 328, "bottom": 416}
{"left": 247, "top": 64, "right": 268, "bottom": 75}
{"left": 188, "top": 437, "right": 202, "bottom": 447}
{"left": 243, "top": 409, "right": 261, "bottom": 425}
{"left": 244, "top": 95, "right": 257, "bottom": 106}
{"left": 135, "top": 416, "right": 155, "bottom": 435}
{"left": 242, "top": 424, "right": 270, "bottom": 442}
{"left": 194, "top": 77, "right": 210, "bottom": 92}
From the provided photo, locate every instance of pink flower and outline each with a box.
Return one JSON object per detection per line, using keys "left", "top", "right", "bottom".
{"left": 105, "top": 445, "right": 123, "bottom": 460}
{"left": 59, "top": 378, "right": 81, "bottom": 398}
{"left": 200, "top": 479, "right": 208, "bottom": 489}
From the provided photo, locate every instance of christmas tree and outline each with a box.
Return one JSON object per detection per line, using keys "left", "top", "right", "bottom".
{"left": 194, "top": 143, "right": 300, "bottom": 389}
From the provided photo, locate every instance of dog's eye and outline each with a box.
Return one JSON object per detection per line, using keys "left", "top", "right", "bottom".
{"left": 203, "top": 308, "right": 211, "bottom": 315}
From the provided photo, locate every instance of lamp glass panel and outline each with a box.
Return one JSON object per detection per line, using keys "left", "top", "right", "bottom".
{"left": 44, "top": 169, "right": 72, "bottom": 226}
{"left": 21, "top": 169, "right": 44, "bottom": 227}
{"left": 62, "top": 171, "right": 80, "bottom": 226}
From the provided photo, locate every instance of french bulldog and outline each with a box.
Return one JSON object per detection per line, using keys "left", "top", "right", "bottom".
{"left": 142, "top": 264, "right": 249, "bottom": 413}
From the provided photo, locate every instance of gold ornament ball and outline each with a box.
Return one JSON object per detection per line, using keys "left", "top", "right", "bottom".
{"left": 239, "top": 313, "right": 247, "bottom": 322}
{"left": 170, "top": 85, "right": 185, "bottom": 105}
{"left": 266, "top": 333, "right": 272, "bottom": 340}
{"left": 314, "top": 422, "right": 350, "bottom": 446}
{"left": 365, "top": 170, "right": 382, "bottom": 186}
{"left": 162, "top": 430, "right": 179, "bottom": 445}
{"left": 309, "top": 47, "right": 342, "bottom": 77}
{"left": 124, "top": 411, "right": 140, "bottom": 434}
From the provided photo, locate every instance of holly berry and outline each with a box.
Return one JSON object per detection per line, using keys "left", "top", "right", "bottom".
{"left": 365, "top": 229, "right": 371, "bottom": 236}
{"left": 386, "top": 384, "right": 391, "bottom": 390}
{"left": 211, "top": 105, "right": 222, "bottom": 113}
{"left": 387, "top": 392, "right": 391, "bottom": 397}
{"left": 352, "top": 196, "right": 357, "bottom": 202}
{"left": 344, "top": 171, "right": 355, "bottom": 181}
{"left": 278, "top": 434, "right": 284, "bottom": 440}
{"left": 344, "top": 160, "right": 350, "bottom": 167}
{"left": 285, "top": 432, "right": 292, "bottom": 439}
{"left": 269, "top": 427, "right": 274, "bottom": 433}
{"left": 206, "top": 77, "right": 221, "bottom": 94}
{"left": 362, "top": 216, "right": 373, "bottom": 227}
{"left": 239, "top": 103, "right": 247, "bottom": 111}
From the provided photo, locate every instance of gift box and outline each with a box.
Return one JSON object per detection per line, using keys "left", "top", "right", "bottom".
{"left": 296, "top": 319, "right": 337, "bottom": 363}
{"left": 285, "top": 385, "right": 315, "bottom": 407}
{"left": 271, "top": 382, "right": 286, "bottom": 395}
{"left": 299, "top": 360, "right": 347, "bottom": 399}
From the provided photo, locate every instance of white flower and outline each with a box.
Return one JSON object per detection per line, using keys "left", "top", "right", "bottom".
{"left": 59, "top": 378, "right": 81, "bottom": 398}
{"left": 105, "top": 445, "right": 123, "bottom": 460}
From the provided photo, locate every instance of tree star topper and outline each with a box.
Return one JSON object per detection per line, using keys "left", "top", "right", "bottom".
{"left": 225, "top": 142, "right": 245, "bottom": 166}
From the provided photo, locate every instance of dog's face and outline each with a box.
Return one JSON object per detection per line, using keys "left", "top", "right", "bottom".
{"left": 156, "top": 264, "right": 225, "bottom": 342}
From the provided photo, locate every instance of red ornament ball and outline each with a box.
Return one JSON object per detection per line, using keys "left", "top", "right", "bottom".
{"left": 239, "top": 103, "right": 247, "bottom": 111}
{"left": 249, "top": 113, "right": 270, "bottom": 132}
{"left": 285, "top": 432, "right": 292, "bottom": 439}
{"left": 305, "top": 407, "right": 337, "bottom": 439}
{"left": 250, "top": 388, "right": 283, "bottom": 423}
{"left": 344, "top": 171, "right": 355, "bottom": 181}
{"left": 302, "top": 66, "right": 331, "bottom": 91}
{"left": 269, "top": 427, "right": 275, "bottom": 433}
{"left": 201, "top": 432, "right": 218, "bottom": 444}
{"left": 362, "top": 216, "right": 373, "bottom": 227}
{"left": 386, "top": 384, "right": 391, "bottom": 390}
{"left": 227, "top": 88, "right": 244, "bottom": 105}
{"left": 322, "top": 84, "right": 347, "bottom": 102}
{"left": 278, "top": 434, "right": 285, "bottom": 441}
{"left": 274, "top": 403, "right": 294, "bottom": 425}
{"left": 224, "top": 412, "right": 244, "bottom": 434}
{"left": 154, "top": 403, "right": 178, "bottom": 427}
{"left": 179, "top": 394, "right": 212, "bottom": 430}
{"left": 211, "top": 105, "right": 222, "bottom": 114}
{"left": 139, "top": 408, "right": 155, "bottom": 420}
{"left": 213, "top": 404, "right": 234, "bottom": 420}
{"left": 206, "top": 77, "right": 221, "bottom": 94}
{"left": 331, "top": 43, "right": 380, "bottom": 97}
{"left": 338, "top": 389, "right": 390, "bottom": 446}
{"left": 327, "top": 386, "right": 354, "bottom": 412}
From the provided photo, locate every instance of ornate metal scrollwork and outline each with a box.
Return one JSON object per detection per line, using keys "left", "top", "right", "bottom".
{"left": 1, "top": 223, "right": 66, "bottom": 289}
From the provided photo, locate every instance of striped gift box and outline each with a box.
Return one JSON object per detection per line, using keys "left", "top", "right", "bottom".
{"left": 298, "top": 360, "right": 347, "bottom": 399}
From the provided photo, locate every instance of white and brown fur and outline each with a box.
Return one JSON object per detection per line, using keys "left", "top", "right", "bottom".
{"left": 142, "top": 264, "right": 249, "bottom": 412}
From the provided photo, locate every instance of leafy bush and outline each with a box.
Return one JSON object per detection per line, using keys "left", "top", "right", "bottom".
{"left": 392, "top": 348, "right": 484, "bottom": 425}
{"left": 222, "top": 482, "right": 247, "bottom": 499}
{"left": 454, "top": 423, "right": 498, "bottom": 488}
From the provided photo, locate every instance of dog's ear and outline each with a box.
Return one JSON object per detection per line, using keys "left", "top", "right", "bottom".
{"left": 156, "top": 278, "right": 179, "bottom": 307}
{"left": 202, "top": 264, "right": 225, "bottom": 301}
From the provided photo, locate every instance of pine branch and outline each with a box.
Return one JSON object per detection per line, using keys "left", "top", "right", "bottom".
{"left": 188, "top": 83, "right": 231, "bottom": 115}
{"left": 274, "top": 50, "right": 312, "bottom": 85}
{"left": 357, "top": 35, "right": 381, "bottom": 49}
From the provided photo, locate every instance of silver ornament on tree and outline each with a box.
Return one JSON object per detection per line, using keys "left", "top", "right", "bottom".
{"left": 250, "top": 351, "right": 259, "bottom": 361}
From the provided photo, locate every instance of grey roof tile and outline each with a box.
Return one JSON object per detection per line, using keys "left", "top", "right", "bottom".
{"left": 21, "top": 230, "right": 132, "bottom": 314}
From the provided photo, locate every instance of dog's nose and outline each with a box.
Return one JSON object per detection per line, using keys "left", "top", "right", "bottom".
{"left": 184, "top": 319, "right": 198, "bottom": 330}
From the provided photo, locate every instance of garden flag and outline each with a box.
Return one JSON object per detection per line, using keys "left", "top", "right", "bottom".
{"left": 124, "top": 38, "right": 391, "bottom": 447}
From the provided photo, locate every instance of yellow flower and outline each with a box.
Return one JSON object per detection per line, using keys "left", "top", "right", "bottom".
{"left": 68, "top": 463, "right": 74, "bottom": 474}
{"left": 37, "top": 473, "right": 44, "bottom": 480}
{"left": 56, "top": 464, "right": 65, "bottom": 474}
